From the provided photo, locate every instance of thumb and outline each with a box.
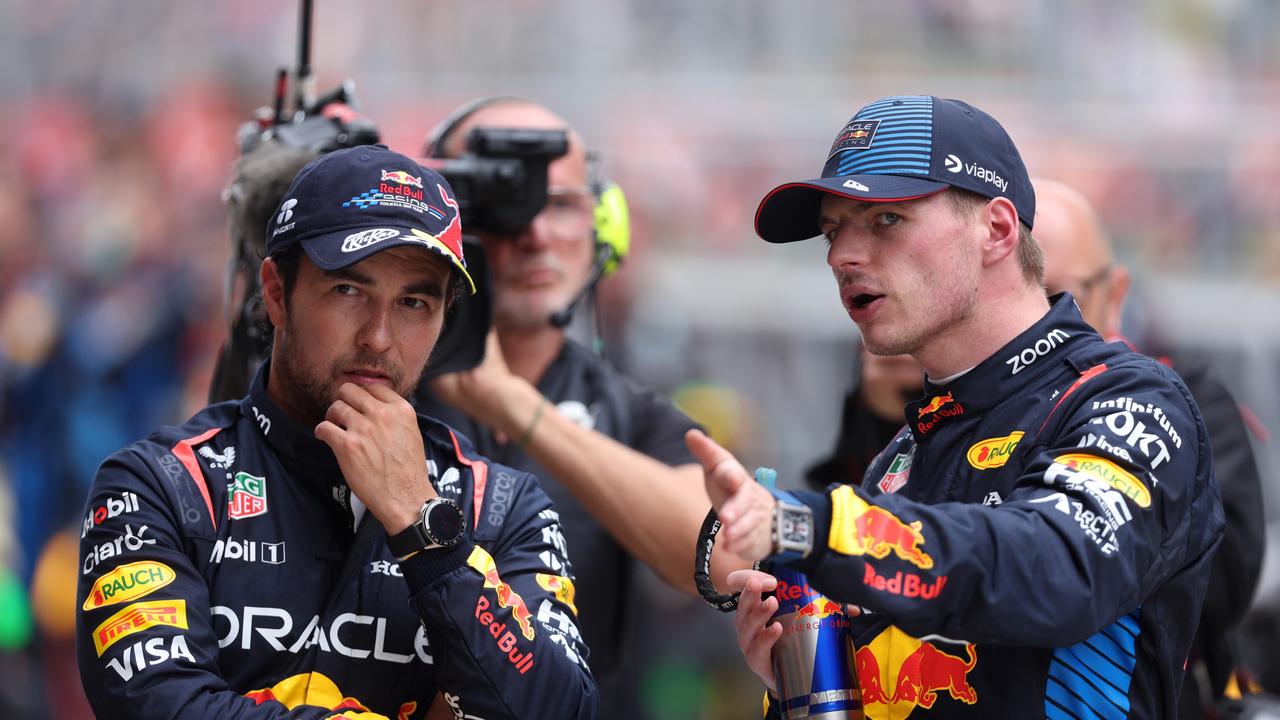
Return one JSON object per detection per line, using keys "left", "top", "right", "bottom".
{"left": 686, "top": 429, "right": 749, "bottom": 504}
{"left": 685, "top": 428, "right": 734, "bottom": 472}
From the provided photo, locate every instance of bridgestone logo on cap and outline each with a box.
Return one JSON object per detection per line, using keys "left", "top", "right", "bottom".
{"left": 341, "top": 228, "right": 401, "bottom": 253}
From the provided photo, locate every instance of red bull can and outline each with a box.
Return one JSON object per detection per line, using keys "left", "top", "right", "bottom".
{"left": 770, "top": 565, "right": 863, "bottom": 719}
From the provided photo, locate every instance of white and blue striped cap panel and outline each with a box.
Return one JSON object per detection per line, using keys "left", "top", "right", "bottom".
{"left": 822, "top": 95, "right": 934, "bottom": 178}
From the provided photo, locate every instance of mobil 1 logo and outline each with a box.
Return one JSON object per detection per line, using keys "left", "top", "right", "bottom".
{"left": 209, "top": 537, "right": 286, "bottom": 565}
{"left": 83, "top": 491, "right": 141, "bottom": 538}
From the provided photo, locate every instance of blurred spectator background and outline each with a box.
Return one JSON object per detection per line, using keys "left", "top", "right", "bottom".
{"left": 1, "top": 1, "right": 1277, "bottom": 717}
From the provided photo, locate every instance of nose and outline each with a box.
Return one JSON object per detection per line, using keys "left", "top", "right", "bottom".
{"left": 503, "top": 212, "right": 556, "bottom": 252}
{"left": 825, "top": 225, "right": 868, "bottom": 272}
{"left": 356, "top": 305, "right": 394, "bottom": 354}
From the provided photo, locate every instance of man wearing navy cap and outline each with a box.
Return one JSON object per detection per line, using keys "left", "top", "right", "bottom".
{"left": 689, "top": 97, "right": 1223, "bottom": 716}
{"left": 76, "top": 146, "right": 596, "bottom": 719}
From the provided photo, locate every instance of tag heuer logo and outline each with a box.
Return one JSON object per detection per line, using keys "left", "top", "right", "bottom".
{"left": 227, "top": 472, "right": 268, "bottom": 520}
{"left": 877, "top": 450, "right": 914, "bottom": 494}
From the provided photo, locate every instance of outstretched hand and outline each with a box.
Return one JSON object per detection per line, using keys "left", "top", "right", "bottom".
{"left": 685, "top": 429, "right": 776, "bottom": 562}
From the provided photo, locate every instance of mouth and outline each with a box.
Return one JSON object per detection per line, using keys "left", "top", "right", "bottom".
{"left": 515, "top": 267, "right": 559, "bottom": 286}
{"left": 842, "top": 287, "right": 886, "bottom": 322}
{"left": 341, "top": 367, "right": 393, "bottom": 386}
{"left": 849, "top": 293, "right": 883, "bottom": 311}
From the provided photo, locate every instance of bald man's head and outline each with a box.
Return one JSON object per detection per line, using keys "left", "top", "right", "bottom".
{"left": 426, "top": 98, "right": 597, "bottom": 331}
{"left": 429, "top": 98, "right": 589, "bottom": 178}
{"left": 1032, "top": 178, "right": 1130, "bottom": 337}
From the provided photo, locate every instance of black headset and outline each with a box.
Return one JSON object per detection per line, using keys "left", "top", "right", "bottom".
{"left": 422, "top": 97, "right": 630, "bottom": 281}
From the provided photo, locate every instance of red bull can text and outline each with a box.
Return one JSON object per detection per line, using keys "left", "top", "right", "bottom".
{"left": 771, "top": 566, "right": 863, "bottom": 719}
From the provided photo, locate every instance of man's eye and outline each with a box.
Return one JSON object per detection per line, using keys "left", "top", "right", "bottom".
{"left": 876, "top": 212, "right": 901, "bottom": 226}
{"left": 546, "top": 196, "right": 577, "bottom": 211}
{"left": 402, "top": 297, "right": 429, "bottom": 310}
{"left": 334, "top": 284, "right": 358, "bottom": 296}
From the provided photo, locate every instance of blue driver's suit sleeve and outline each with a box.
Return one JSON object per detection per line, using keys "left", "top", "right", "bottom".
{"left": 789, "top": 364, "right": 1223, "bottom": 646}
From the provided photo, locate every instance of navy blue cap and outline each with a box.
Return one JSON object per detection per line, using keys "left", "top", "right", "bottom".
{"left": 755, "top": 96, "right": 1035, "bottom": 243}
{"left": 266, "top": 145, "right": 475, "bottom": 293}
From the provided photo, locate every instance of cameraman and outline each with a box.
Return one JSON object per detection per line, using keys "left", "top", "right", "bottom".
{"left": 418, "top": 98, "right": 743, "bottom": 714}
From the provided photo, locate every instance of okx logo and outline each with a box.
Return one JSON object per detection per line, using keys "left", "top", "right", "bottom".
{"left": 227, "top": 472, "right": 268, "bottom": 520}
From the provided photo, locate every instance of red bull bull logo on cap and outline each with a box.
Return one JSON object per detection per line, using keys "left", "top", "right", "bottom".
{"left": 856, "top": 627, "right": 978, "bottom": 718}
{"left": 380, "top": 169, "right": 424, "bottom": 188}
{"left": 828, "top": 486, "right": 934, "bottom": 570}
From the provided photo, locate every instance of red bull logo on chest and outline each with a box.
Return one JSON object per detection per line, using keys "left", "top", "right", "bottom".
{"left": 856, "top": 627, "right": 978, "bottom": 718}
{"left": 916, "top": 392, "right": 965, "bottom": 434}
{"left": 244, "top": 671, "right": 418, "bottom": 718}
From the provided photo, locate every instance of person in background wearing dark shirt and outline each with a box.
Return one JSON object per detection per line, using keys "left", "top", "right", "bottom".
{"left": 804, "top": 349, "right": 921, "bottom": 491}
{"left": 418, "top": 97, "right": 743, "bottom": 716}
{"left": 1034, "top": 177, "right": 1266, "bottom": 715}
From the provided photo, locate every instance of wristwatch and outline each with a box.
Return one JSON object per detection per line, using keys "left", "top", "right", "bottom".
{"left": 768, "top": 489, "right": 814, "bottom": 562}
{"left": 387, "top": 497, "right": 465, "bottom": 561}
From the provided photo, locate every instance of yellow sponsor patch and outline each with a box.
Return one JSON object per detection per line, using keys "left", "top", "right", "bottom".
{"left": 966, "top": 431, "right": 1024, "bottom": 470}
{"left": 1053, "top": 452, "right": 1151, "bottom": 508}
{"left": 83, "top": 561, "right": 175, "bottom": 611}
{"left": 535, "top": 573, "right": 578, "bottom": 615}
{"left": 93, "top": 598, "right": 187, "bottom": 656}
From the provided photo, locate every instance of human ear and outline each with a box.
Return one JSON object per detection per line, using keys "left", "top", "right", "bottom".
{"left": 980, "top": 197, "right": 1020, "bottom": 267}
{"left": 260, "top": 257, "right": 287, "bottom": 329}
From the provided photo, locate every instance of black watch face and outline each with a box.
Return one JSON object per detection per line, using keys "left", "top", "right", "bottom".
{"left": 426, "top": 500, "right": 464, "bottom": 545}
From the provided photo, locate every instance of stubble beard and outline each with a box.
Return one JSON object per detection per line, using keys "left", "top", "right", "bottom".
{"left": 273, "top": 315, "right": 414, "bottom": 427}
{"left": 857, "top": 246, "right": 979, "bottom": 360}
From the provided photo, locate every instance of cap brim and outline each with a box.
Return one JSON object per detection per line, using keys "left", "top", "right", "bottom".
{"left": 754, "top": 175, "right": 951, "bottom": 243}
{"left": 300, "top": 227, "right": 477, "bottom": 294}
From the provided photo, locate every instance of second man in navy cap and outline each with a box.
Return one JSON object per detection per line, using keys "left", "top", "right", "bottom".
{"left": 76, "top": 145, "right": 597, "bottom": 719}
{"left": 689, "top": 96, "right": 1222, "bottom": 717}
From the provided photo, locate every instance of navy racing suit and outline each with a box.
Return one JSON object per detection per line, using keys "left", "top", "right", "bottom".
{"left": 769, "top": 294, "right": 1223, "bottom": 718}
{"left": 76, "top": 365, "right": 596, "bottom": 719}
